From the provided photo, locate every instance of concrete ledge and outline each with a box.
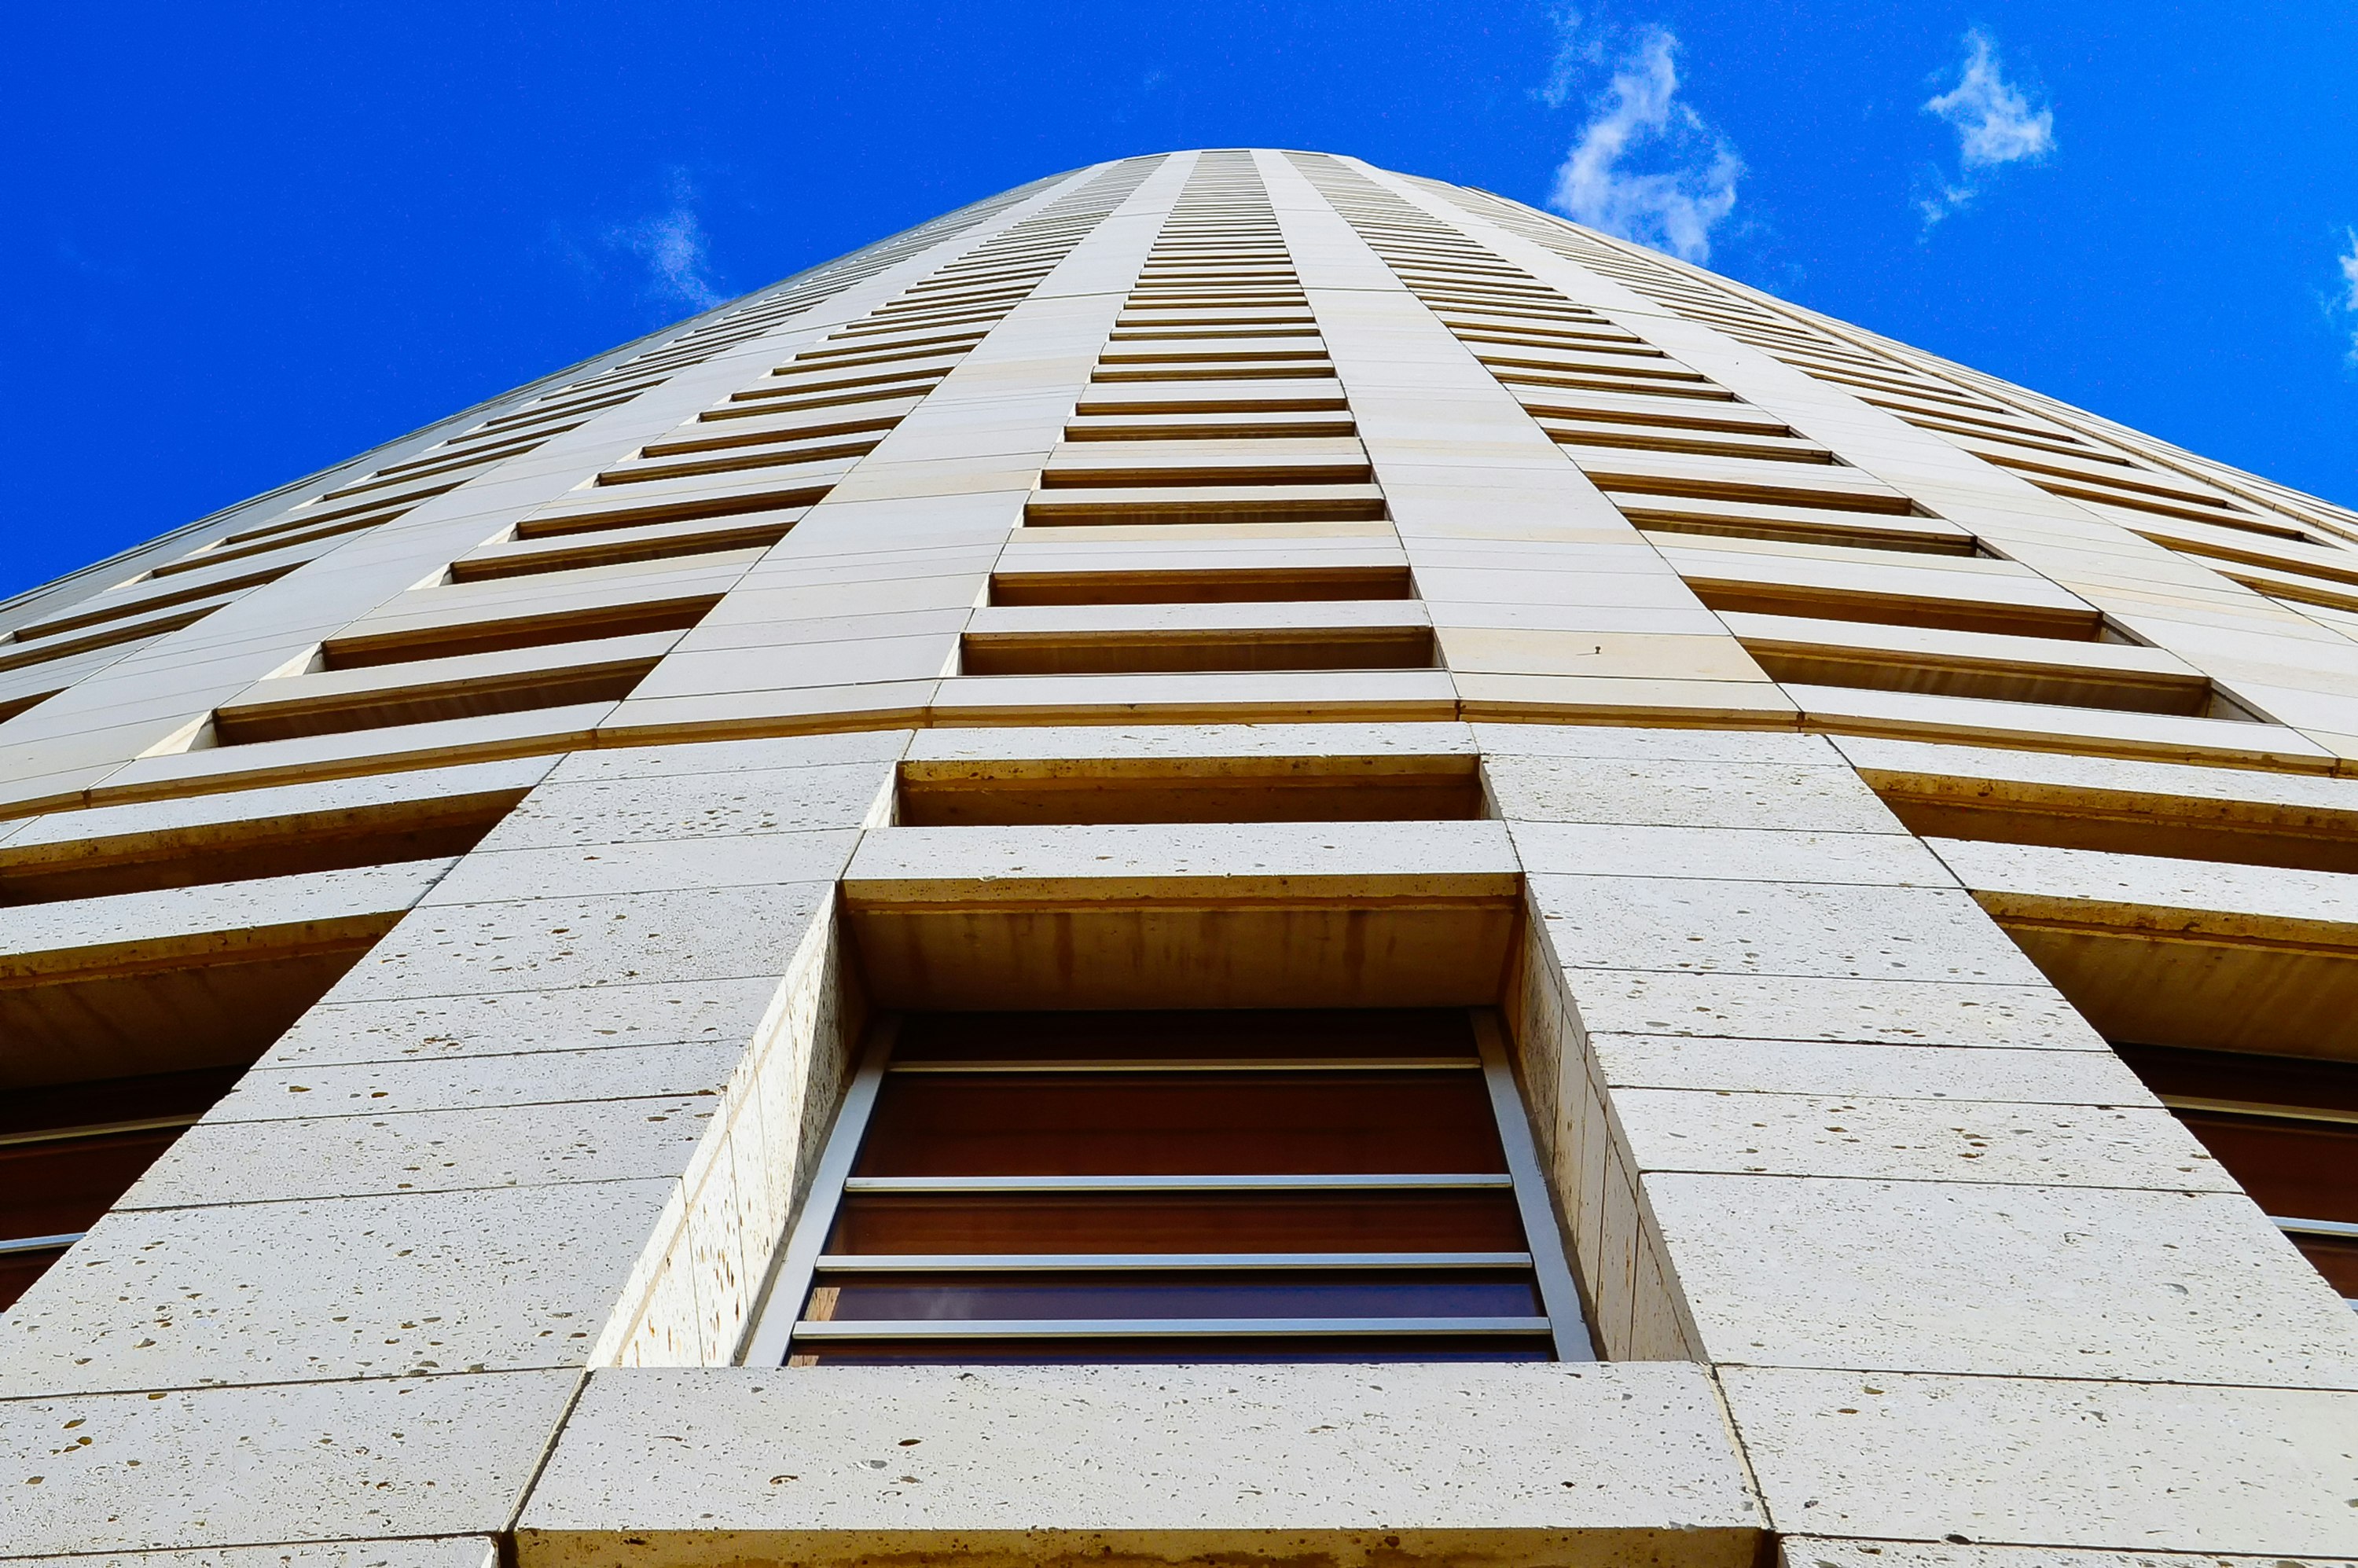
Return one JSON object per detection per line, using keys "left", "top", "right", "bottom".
{"left": 514, "top": 1363, "right": 1761, "bottom": 1568}
{"left": 842, "top": 820, "right": 1521, "bottom": 1006}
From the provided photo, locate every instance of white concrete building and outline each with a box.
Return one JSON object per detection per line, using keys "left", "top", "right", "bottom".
{"left": 2, "top": 149, "right": 2355, "bottom": 1566}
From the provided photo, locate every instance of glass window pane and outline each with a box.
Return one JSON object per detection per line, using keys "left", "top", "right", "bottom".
{"left": 853, "top": 1070, "right": 1504, "bottom": 1176}
{"left": 812, "top": 1269, "right": 1546, "bottom": 1321}
{"left": 828, "top": 1190, "right": 1532, "bottom": 1254}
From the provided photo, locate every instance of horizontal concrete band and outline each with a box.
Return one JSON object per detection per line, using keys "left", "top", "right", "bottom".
{"left": 512, "top": 1363, "right": 1761, "bottom": 1562}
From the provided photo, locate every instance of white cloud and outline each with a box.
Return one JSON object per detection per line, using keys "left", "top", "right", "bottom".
{"left": 1919, "top": 31, "right": 2055, "bottom": 227}
{"left": 1536, "top": 6, "right": 1594, "bottom": 110}
{"left": 2335, "top": 228, "right": 2358, "bottom": 362}
{"left": 608, "top": 169, "right": 725, "bottom": 312}
{"left": 1541, "top": 17, "right": 1742, "bottom": 263}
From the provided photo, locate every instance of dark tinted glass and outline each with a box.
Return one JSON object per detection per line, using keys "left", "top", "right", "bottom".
{"left": 811, "top": 1270, "right": 1544, "bottom": 1321}
{"left": 854, "top": 1070, "right": 1502, "bottom": 1176}
{"left": 829, "top": 1190, "right": 1530, "bottom": 1254}
{"left": 2295, "top": 1234, "right": 2358, "bottom": 1296}
{"left": 795, "top": 1336, "right": 1552, "bottom": 1366}
{"left": 0, "top": 1131, "right": 185, "bottom": 1240}
{"left": 2172, "top": 1114, "right": 2358, "bottom": 1224}
{"left": 891, "top": 1009, "right": 1478, "bottom": 1063}
{"left": 2113, "top": 1044, "right": 2358, "bottom": 1114}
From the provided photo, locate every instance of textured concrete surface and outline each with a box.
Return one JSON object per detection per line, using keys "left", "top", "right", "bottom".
{"left": 516, "top": 1363, "right": 1761, "bottom": 1564}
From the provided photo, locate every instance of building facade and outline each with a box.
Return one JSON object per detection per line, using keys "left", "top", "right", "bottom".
{"left": 2, "top": 149, "right": 2356, "bottom": 1564}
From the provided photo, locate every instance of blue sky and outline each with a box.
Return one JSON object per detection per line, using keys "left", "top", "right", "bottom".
{"left": 6, "top": 2, "right": 2355, "bottom": 598}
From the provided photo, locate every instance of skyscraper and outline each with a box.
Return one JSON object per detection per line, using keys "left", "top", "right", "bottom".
{"left": 4, "top": 148, "right": 2354, "bottom": 1562}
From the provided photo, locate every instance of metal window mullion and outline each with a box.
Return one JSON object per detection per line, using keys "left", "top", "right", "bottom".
{"left": 886, "top": 1056, "right": 1480, "bottom": 1074}
{"left": 2168, "top": 1095, "right": 2358, "bottom": 1129}
{"left": 2276, "top": 1214, "right": 2358, "bottom": 1241}
{"left": 740, "top": 1018, "right": 901, "bottom": 1367}
{"left": 811, "top": 1250, "right": 1536, "bottom": 1272}
{"left": 0, "top": 1232, "right": 85, "bottom": 1257}
{"left": 0, "top": 1114, "right": 204, "bottom": 1149}
{"left": 789, "top": 1314, "right": 1554, "bottom": 1340}
{"left": 1471, "top": 1011, "right": 1598, "bottom": 1362}
{"left": 839, "top": 1172, "right": 1511, "bottom": 1193}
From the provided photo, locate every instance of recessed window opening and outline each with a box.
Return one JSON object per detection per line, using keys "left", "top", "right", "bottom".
{"left": 213, "top": 646, "right": 663, "bottom": 746}
{"left": 0, "top": 788, "right": 526, "bottom": 905}
{"left": 989, "top": 566, "right": 1414, "bottom": 606}
{"left": 1682, "top": 579, "right": 2106, "bottom": 641}
{"left": 321, "top": 598, "right": 717, "bottom": 669}
{"left": 958, "top": 623, "right": 1434, "bottom": 678}
{"left": 744, "top": 1008, "right": 1591, "bottom": 1367}
{"left": 1860, "top": 777, "right": 2358, "bottom": 876}
{"left": 0, "top": 1067, "right": 241, "bottom": 1311}
{"left": 2113, "top": 1043, "right": 2358, "bottom": 1308}
{"left": 894, "top": 755, "right": 1483, "bottom": 825}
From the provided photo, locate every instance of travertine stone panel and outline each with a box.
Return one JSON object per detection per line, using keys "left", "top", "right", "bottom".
{"left": 516, "top": 1364, "right": 1761, "bottom": 1563}
{"left": 1934, "top": 835, "right": 2358, "bottom": 929}
{"left": 843, "top": 818, "right": 1521, "bottom": 1008}
{"left": 1515, "top": 824, "right": 1945, "bottom": 884}
{"left": 1535, "top": 879, "right": 2050, "bottom": 981}
{"left": 0, "top": 1372, "right": 578, "bottom": 1555}
{"left": 1564, "top": 970, "right": 2110, "bottom": 1048}
{"left": 1781, "top": 1544, "right": 2356, "bottom": 1568}
{"left": 211, "top": 1040, "right": 751, "bottom": 1119}
{"left": 481, "top": 763, "right": 894, "bottom": 846}
{"left": 934, "top": 667, "right": 1459, "bottom": 725}
{"left": 4, "top": 1540, "right": 499, "bottom": 1568}
{"left": 1650, "top": 1175, "right": 2356, "bottom": 1383}
{"left": 265, "top": 977, "right": 789, "bottom": 1066}
{"left": 0, "top": 858, "right": 455, "bottom": 976}
{"left": 1585, "top": 1033, "right": 2154, "bottom": 1103}
{"left": 904, "top": 719, "right": 1478, "bottom": 762}
{"left": 844, "top": 817, "right": 1518, "bottom": 894}
{"left": 1611, "top": 1090, "right": 2227, "bottom": 1188}
{"left": 327, "top": 883, "right": 835, "bottom": 1001}
{"left": 1471, "top": 722, "right": 1837, "bottom": 765}
{"left": 0, "top": 755, "right": 552, "bottom": 858}
{"left": 94, "top": 702, "right": 624, "bottom": 805}
{"left": 1484, "top": 754, "right": 1904, "bottom": 832}
{"left": 117, "top": 1100, "right": 718, "bottom": 1204}
{"left": 1721, "top": 1368, "right": 2358, "bottom": 1555}
{"left": 1786, "top": 681, "right": 2337, "bottom": 771}
{"left": 1831, "top": 730, "right": 2358, "bottom": 830}
{"left": 0, "top": 1181, "right": 680, "bottom": 1394}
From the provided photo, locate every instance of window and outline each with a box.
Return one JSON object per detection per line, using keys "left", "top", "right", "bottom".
{"left": 2116, "top": 1043, "right": 2358, "bottom": 1307}
{"left": 745, "top": 1008, "right": 1591, "bottom": 1365}
{"left": 0, "top": 1067, "right": 237, "bottom": 1310}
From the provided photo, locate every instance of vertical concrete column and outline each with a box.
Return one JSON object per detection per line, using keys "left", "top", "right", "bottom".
{"left": 1479, "top": 719, "right": 2358, "bottom": 1555}
{"left": 1256, "top": 149, "right": 1786, "bottom": 729}
{"left": 0, "top": 729, "right": 903, "bottom": 1558}
{"left": 606, "top": 154, "right": 1199, "bottom": 741}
